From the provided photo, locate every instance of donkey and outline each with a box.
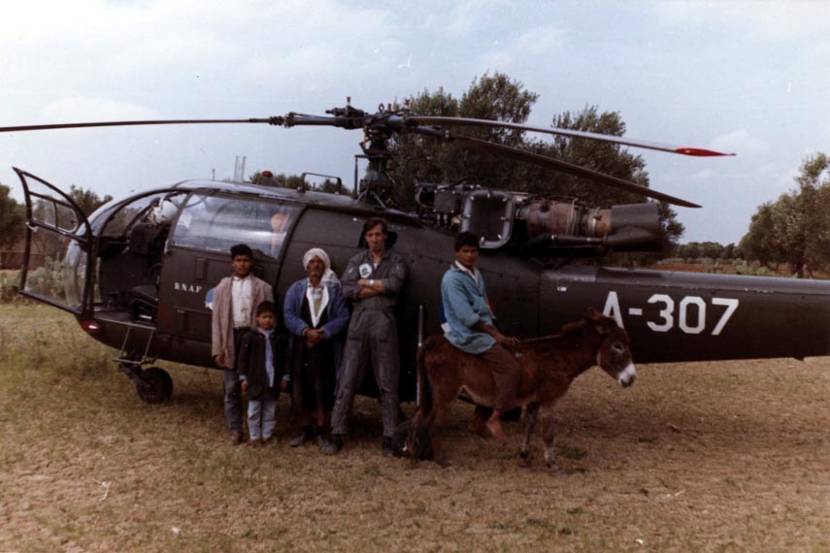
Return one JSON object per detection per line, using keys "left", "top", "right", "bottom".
{"left": 409, "top": 308, "right": 636, "bottom": 469}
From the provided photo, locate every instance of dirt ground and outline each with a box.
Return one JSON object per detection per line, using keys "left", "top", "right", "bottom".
{"left": 1, "top": 304, "right": 829, "bottom": 552}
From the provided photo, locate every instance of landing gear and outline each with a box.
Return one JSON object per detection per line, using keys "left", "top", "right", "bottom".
{"left": 120, "top": 363, "right": 174, "bottom": 403}
{"left": 114, "top": 321, "right": 172, "bottom": 403}
{"left": 135, "top": 366, "right": 173, "bottom": 403}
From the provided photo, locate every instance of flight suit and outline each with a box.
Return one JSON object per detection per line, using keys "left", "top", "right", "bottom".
{"left": 330, "top": 249, "right": 407, "bottom": 439}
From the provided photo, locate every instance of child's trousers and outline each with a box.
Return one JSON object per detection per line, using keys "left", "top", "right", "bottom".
{"left": 247, "top": 398, "right": 277, "bottom": 440}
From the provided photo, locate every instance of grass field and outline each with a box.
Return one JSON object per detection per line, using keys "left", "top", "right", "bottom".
{"left": 2, "top": 305, "right": 830, "bottom": 552}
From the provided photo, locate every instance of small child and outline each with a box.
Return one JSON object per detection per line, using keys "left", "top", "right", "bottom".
{"left": 237, "top": 301, "right": 287, "bottom": 445}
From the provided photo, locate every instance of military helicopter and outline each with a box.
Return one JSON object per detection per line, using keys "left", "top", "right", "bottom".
{"left": 5, "top": 101, "right": 830, "bottom": 405}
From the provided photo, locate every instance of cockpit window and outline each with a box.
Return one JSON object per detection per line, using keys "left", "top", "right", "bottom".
{"left": 171, "top": 193, "right": 299, "bottom": 258}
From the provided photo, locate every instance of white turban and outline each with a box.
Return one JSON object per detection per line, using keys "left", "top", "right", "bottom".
{"left": 303, "top": 248, "right": 339, "bottom": 284}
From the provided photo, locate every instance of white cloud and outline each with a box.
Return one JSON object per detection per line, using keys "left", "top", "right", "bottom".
{"left": 41, "top": 97, "right": 159, "bottom": 121}
{"left": 689, "top": 168, "right": 713, "bottom": 181}
{"left": 710, "top": 129, "right": 769, "bottom": 156}
{"left": 756, "top": 162, "right": 777, "bottom": 177}
{"left": 475, "top": 24, "right": 566, "bottom": 73}
{"left": 422, "top": 0, "right": 506, "bottom": 38}
{"left": 653, "top": 1, "right": 830, "bottom": 40}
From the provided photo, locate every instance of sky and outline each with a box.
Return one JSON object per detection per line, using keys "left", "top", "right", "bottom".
{"left": 1, "top": 0, "right": 828, "bottom": 244}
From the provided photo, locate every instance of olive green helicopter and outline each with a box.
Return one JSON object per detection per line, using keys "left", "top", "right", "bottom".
{"left": 4, "top": 101, "right": 825, "bottom": 405}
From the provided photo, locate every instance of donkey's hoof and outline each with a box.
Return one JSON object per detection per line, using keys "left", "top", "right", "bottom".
{"left": 546, "top": 461, "right": 562, "bottom": 472}
{"left": 518, "top": 450, "right": 532, "bottom": 468}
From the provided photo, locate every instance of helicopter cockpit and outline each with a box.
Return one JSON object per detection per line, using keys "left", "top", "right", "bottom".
{"left": 95, "top": 191, "right": 188, "bottom": 322}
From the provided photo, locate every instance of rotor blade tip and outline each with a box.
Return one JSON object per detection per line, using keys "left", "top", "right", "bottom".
{"left": 675, "top": 147, "right": 735, "bottom": 157}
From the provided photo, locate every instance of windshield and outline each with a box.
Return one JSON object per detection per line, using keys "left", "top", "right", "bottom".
{"left": 171, "top": 193, "right": 299, "bottom": 258}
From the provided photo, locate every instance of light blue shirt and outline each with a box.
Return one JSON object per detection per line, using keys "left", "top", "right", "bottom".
{"left": 259, "top": 328, "right": 275, "bottom": 387}
{"left": 441, "top": 262, "right": 496, "bottom": 354}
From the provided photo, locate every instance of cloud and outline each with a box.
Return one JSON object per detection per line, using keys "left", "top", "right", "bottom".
{"left": 41, "top": 97, "right": 159, "bottom": 121}
{"left": 653, "top": 1, "right": 830, "bottom": 40}
{"left": 422, "top": 0, "right": 507, "bottom": 38}
{"left": 475, "top": 24, "right": 566, "bottom": 73}
{"left": 689, "top": 168, "right": 713, "bottom": 181}
{"left": 710, "top": 129, "right": 769, "bottom": 156}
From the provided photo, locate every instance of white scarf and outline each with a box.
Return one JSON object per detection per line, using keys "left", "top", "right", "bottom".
{"left": 305, "top": 281, "right": 330, "bottom": 328}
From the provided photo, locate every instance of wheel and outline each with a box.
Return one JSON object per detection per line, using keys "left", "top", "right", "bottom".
{"left": 136, "top": 367, "right": 173, "bottom": 403}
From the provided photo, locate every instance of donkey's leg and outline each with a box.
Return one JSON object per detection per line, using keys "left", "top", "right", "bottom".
{"left": 519, "top": 402, "right": 540, "bottom": 467}
{"left": 540, "top": 406, "right": 561, "bottom": 471}
{"left": 427, "top": 382, "right": 460, "bottom": 467}
{"left": 469, "top": 404, "right": 492, "bottom": 437}
{"left": 427, "top": 402, "right": 452, "bottom": 467}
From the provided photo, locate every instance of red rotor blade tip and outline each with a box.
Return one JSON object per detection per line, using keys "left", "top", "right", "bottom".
{"left": 674, "top": 147, "right": 736, "bottom": 157}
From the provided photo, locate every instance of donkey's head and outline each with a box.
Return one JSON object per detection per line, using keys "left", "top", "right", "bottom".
{"left": 584, "top": 308, "right": 636, "bottom": 387}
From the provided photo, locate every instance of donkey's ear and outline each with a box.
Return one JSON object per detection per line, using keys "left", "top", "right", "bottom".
{"left": 585, "top": 307, "right": 603, "bottom": 321}
{"left": 584, "top": 307, "right": 609, "bottom": 334}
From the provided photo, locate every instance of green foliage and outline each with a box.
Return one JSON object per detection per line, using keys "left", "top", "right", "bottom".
{"left": 0, "top": 183, "right": 25, "bottom": 250}
{"left": 675, "top": 241, "right": 739, "bottom": 260}
{"left": 24, "top": 257, "right": 67, "bottom": 302}
{"left": 249, "top": 171, "right": 349, "bottom": 194}
{"left": 740, "top": 153, "right": 830, "bottom": 275}
{"left": 0, "top": 272, "right": 20, "bottom": 303}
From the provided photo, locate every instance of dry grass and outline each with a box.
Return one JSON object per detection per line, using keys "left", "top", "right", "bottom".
{"left": 2, "top": 305, "right": 830, "bottom": 552}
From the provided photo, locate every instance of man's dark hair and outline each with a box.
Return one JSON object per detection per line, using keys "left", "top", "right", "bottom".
{"left": 256, "top": 301, "right": 275, "bottom": 317}
{"left": 362, "top": 218, "right": 388, "bottom": 236}
{"left": 230, "top": 243, "right": 253, "bottom": 259}
{"left": 454, "top": 231, "right": 480, "bottom": 252}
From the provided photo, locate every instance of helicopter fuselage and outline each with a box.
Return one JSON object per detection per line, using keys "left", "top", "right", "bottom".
{"left": 16, "top": 173, "right": 830, "bottom": 402}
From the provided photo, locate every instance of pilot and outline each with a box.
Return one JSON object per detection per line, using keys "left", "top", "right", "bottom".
{"left": 211, "top": 243, "right": 274, "bottom": 445}
{"left": 441, "top": 231, "right": 520, "bottom": 440}
{"left": 324, "top": 218, "right": 407, "bottom": 457}
{"left": 283, "top": 248, "right": 350, "bottom": 450}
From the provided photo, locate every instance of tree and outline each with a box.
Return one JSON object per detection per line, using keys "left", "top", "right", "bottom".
{"left": 0, "top": 183, "right": 25, "bottom": 250}
{"left": 68, "top": 185, "right": 113, "bottom": 217}
{"left": 740, "top": 153, "right": 830, "bottom": 275}
{"left": 798, "top": 154, "right": 830, "bottom": 272}
{"left": 741, "top": 202, "right": 781, "bottom": 269}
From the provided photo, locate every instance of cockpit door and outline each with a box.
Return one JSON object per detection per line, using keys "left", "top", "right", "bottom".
{"left": 14, "top": 168, "right": 95, "bottom": 315}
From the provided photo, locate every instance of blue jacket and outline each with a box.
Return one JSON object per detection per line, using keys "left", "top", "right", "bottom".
{"left": 441, "top": 264, "right": 496, "bottom": 354}
{"left": 283, "top": 279, "right": 350, "bottom": 374}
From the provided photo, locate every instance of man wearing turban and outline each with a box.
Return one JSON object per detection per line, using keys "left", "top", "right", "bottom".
{"left": 283, "top": 248, "right": 350, "bottom": 449}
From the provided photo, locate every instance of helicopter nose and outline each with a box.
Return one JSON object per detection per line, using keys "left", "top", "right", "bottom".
{"left": 618, "top": 363, "right": 637, "bottom": 388}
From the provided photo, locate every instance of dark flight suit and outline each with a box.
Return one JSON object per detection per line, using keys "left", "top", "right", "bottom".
{"left": 330, "top": 249, "right": 407, "bottom": 439}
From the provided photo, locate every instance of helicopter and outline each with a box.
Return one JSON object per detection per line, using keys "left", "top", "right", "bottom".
{"left": 5, "top": 101, "right": 830, "bottom": 405}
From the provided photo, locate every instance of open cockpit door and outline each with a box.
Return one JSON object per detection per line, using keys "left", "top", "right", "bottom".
{"left": 14, "top": 168, "right": 95, "bottom": 315}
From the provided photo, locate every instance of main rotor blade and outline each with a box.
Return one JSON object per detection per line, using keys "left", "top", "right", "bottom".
{"left": 449, "top": 134, "right": 701, "bottom": 208}
{"left": 0, "top": 117, "right": 285, "bottom": 133}
{"left": 408, "top": 115, "right": 735, "bottom": 157}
